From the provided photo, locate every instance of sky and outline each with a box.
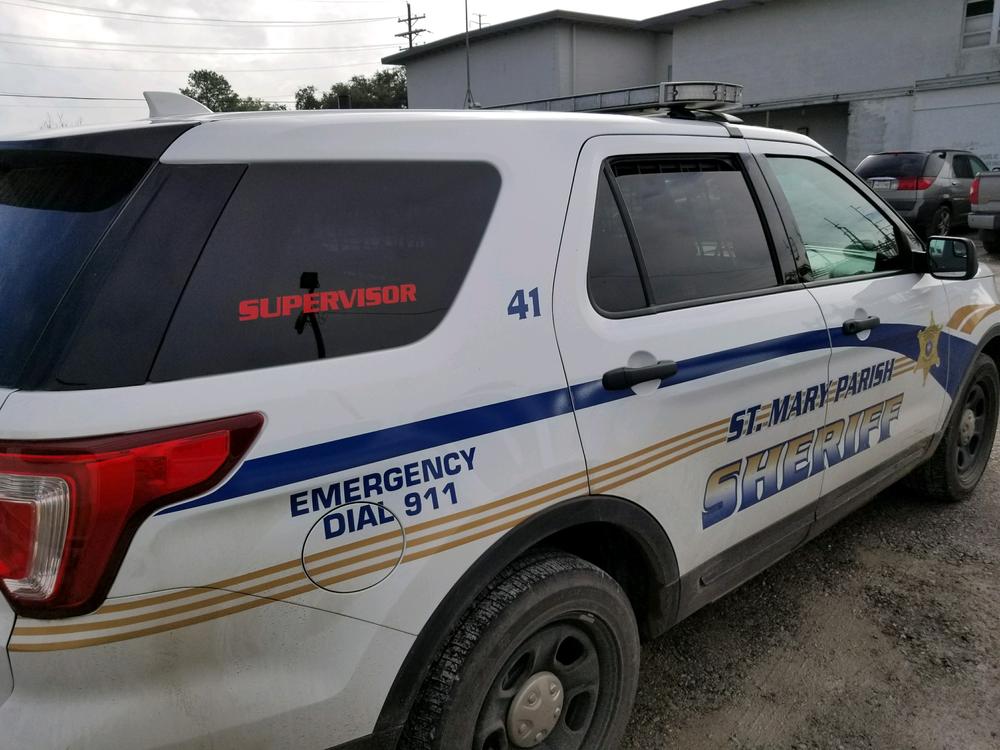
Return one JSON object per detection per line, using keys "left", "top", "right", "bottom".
{"left": 0, "top": 0, "right": 703, "bottom": 136}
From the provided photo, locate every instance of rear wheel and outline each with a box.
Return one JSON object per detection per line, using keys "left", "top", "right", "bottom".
{"left": 983, "top": 229, "right": 1000, "bottom": 255}
{"left": 401, "top": 551, "right": 640, "bottom": 750}
{"left": 927, "top": 204, "right": 952, "bottom": 238}
{"left": 913, "top": 354, "right": 999, "bottom": 502}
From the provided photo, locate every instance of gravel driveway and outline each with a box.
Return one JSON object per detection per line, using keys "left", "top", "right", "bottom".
{"left": 622, "top": 244, "right": 1000, "bottom": 750}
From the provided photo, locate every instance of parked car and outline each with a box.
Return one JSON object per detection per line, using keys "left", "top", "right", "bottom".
{"left": 856, "top": 149, "right": 989, "bottom": 238}
{"left": 970, "top": 170, "right": 1000, "bottom": 254}
{"left": 1, "top": 92, "right": 999, "bottom": 750}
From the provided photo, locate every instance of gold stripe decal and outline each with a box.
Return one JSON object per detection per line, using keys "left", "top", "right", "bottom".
{"left": 11, "top": 418, "right": 730, "bottom": 651}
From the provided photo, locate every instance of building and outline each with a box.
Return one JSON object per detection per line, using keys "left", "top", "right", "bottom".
{"left": 382, "top": 0, "right": 1000, "bottom": 168}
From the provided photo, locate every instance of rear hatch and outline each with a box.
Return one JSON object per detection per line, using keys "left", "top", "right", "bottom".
{"left": 856, "top": 152, "right": 943, "bottom": 211}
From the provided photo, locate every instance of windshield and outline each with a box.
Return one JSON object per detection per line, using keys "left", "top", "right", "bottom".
{"left": 0, "top": 150, "right": 152, "bottom": 386}
{"left": 855, "top": 153, "right": 929, "bottom": 178}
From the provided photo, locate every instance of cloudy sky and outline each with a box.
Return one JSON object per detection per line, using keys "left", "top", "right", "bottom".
{"left": 0, "top": 0, "right": 703, "bottom": 135}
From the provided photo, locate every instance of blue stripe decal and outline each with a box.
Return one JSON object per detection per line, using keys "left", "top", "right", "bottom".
{"left": 570, "top": 329, "right": 833, "bottom": 411}
{"left": 159, "top": 323, "right": 980, "bottom": 515}
{"left": 157, "top": 386, "right": 574, "bottom": 514}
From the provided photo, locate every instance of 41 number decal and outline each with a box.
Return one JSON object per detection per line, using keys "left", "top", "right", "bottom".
{"left": 508, "top": 287, "right": 541, "bottom": 320}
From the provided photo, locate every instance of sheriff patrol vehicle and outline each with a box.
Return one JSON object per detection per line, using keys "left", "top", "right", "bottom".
{"left": 1, "top": 84, "right": 998, "bottom": 750}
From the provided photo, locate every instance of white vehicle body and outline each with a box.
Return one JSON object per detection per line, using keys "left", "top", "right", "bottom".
{"left": 1, "top": 109, "right": 998, "bottom": 750}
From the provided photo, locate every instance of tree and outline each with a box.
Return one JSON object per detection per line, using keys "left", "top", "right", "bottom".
{"left": 295, "top": 68, "right": 406, "bottom": 110}
{"left": 181, "top": 70, "right": 285, "bottom": 112}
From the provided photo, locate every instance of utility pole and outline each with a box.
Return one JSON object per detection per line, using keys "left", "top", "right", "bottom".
{"left": 395, "top": 3, "right": 426, "bottom": 49}
{"left": 472, "top": 13, "right": 487, "bottom": 29}
{"left": 463, "top": 0, "right": 477, "bottom": 108}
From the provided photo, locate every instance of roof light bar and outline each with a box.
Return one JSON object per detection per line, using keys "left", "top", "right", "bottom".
{"left": 490, "top": 80, "right": 743, "bottom": 115}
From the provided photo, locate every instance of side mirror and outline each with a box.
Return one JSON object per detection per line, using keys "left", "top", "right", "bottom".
{"left": 927, "top": 236, "right": 978, "bottom": 280}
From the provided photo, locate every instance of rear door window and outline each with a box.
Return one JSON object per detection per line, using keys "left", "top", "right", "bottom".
{"left": 152, "top": 161, "right": 501, "bottom": 381}
{"left": 0, "top": 150, "right": 152, "bottom": 386}
{"left": 609, "top": 156, "right": 779, "bottom": 306}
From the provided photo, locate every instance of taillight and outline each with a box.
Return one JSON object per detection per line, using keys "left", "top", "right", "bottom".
{"left": 971, "top": 176, "right": 981, "bottom": 206}
{"left": 896, "top": 177, "right": 934, "bottom": 191}
{"left": 0, "top": 413, "right": 262, "bottom": 618}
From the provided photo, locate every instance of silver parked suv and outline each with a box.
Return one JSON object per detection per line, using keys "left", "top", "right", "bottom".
{"left": 856, "top": 149, "right": 989, "bottom": 238}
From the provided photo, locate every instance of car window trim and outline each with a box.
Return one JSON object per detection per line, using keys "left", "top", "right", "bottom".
{"left": 588, "top": 152, "right": 790, "bottom": 320}
{"left": 756, "top": 152, "right": 919, "bottom": 286}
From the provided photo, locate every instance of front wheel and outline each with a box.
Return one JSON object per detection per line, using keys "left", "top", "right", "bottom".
{"left": 913, "top": 354, "right": 999, "bottom": 502}
{"left": 401, "top": 551, "right": 640, "bottom": 750}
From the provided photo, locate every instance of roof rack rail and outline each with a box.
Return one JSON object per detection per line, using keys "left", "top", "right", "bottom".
{"left": 488, "top": 81, "right": 744, "bottom": 121}
{"left": 143, "top": 91, "right": 212, "bottom": 119}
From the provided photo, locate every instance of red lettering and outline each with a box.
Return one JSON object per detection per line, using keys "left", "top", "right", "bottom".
{"left": 238, "top": 299, "right": 259, "bottom": 322}
{"left": 365, "top": 287, "right": 382, "bottom": 306}
{"left": 303, "top": 293, "right": 320, "bottom": 314}
{"left": 383, "top": 285, "right": 399, "bottom": 304}
{"left": 321, "top": 291, "right": 339, "bottom": 311}
{"left": 400, "top": 283, "right": 417, "bottom": 303}
{"left": 337, "top": 289, "right": 357, "bottom": 309}
{"left": 282, "top": 295, "right": 303, "bottom": 317}
{"left": 259, "top": 297, "right": 281, "bottom": 319}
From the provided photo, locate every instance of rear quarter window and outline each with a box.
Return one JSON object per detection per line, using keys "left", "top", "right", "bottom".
{"left": 0, "top": 150, "right": 151, "bottom": 386}
{"left": 151, "top": 161, "right": 501, "bottom": 381}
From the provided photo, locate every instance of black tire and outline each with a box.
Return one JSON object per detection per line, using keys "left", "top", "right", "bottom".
{"left": 926, "top": 204, "right": 952, "bottom": 238}
{"left": 400, "top": 551, "right": 640, "bottom": 750}
{"left": 983, "top": 229, "right": 1000, "bottom": 255}
{"left": 913, "top": 354, "right": 999, "bottom": 502}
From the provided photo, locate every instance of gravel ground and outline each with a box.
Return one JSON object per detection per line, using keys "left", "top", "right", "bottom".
{"left": 621, "top": 238, "right": 1000, "bottom": 750}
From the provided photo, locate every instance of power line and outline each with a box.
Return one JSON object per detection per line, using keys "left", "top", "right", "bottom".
{"left": 0, "top": 58, "right": 382, "bottom": 73}
{"left": 0, "top": 0, "right": 396, "bottom": 26}
{"left": 472, "top": 13, "right": 488, "bottom": 29}
{"left": 0, "top": 33, "right": 397, "bottom": 54}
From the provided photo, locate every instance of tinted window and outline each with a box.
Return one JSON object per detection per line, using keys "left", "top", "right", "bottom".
{"left": 611, "top": 157, "right": 777, "bottom": 306}
{"left": 152, "top": 162, "right": 500, "bottom": 381}
{"left": 0, "top": 150, "right": 151, "bottom": 386}
{"left": 970, "top": 156, "right": 989, "bottom": 176}
{"left": 770, "top": 157, "right": 902, "bottom": 281}
{"left": 952, "top": 155, "right": 975, "bottom": 179}
{"left": 856, "top": 153, "right": 930, "bottom": 179}
{"left": 587, "top": 174, "right": 647, "bottom": 312}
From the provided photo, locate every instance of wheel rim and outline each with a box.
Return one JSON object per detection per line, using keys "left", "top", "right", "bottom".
{"left": 937, "top": 208, "right": 951, "bottom": 235}
{"left": 956, "top": 381, "right": 990, "bottom": 480}
{"left": 474, "top": 620, "right": 607, "bottom": 750}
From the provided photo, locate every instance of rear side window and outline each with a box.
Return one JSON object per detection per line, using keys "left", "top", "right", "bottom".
{"left": 587, "top": 174, "right": 648, "bottom": 313}
{"left": 0, "top": 150, "right": 151, "bottom": 386}
{"left": 610, "top": 157, "right": 778, "bottom": 307}
{"left": 152, "top": 161, "right": 500, "bottom": 381}
{"left": 952, "top": 155, "right": 979, "bottom": 179}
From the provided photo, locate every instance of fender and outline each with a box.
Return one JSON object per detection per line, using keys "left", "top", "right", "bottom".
{"left": 371, "top": 494, "right": 679, "bottom": 743}
{"left": 925, "top": 321, "right": 1000, "bottom": 459}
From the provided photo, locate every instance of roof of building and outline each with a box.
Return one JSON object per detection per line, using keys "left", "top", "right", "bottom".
{"left": 381, "top": 10, "right": 640, "bottom": 65}
{"left": 381, "top": 1, "right": 779, "bottom": 65}
{"left": 639, "top": 0, "right": 778, "bottom": 32}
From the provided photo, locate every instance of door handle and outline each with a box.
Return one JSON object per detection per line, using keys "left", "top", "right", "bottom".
{"left": 602, "top": 360, "right": 678, "bottom": 391}
{"left": 842, "top": 316, "right": 880, "bottom": 335}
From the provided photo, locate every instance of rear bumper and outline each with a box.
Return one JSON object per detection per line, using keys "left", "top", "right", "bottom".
{"left": 969, "top": 212, "right": 999, "bottom": 231}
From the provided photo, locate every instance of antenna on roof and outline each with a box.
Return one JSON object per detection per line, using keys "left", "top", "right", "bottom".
{"left": 143, "top": 91, "right": 212, "bottom": 119}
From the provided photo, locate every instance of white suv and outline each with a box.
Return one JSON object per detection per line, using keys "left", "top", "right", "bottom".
{"left": 1, "top": 97, "right": 998, "bottom": 750}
